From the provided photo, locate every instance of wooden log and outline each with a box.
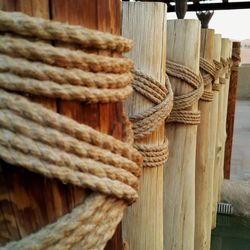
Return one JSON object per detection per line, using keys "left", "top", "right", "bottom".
{"left": 0, "top": 1, "right": 124, "bottom": 249}
{"left": 195, "top": 28, "right": 214, "bottom": 250}
{"left": 164, "top": 19, "right": 201, "bottom": 250}
{"left": 122, "top": 2, "right": 167, "bottom": 249}
{"left": 224, "top": 42, "right": 240, "bottom": 179}
{"left": 218, "top": 39, "right": 231, "bottom": 198}
{"left": 210, "top": 34, "right": 222, "bottom": 229}
{"left": 211, "top": 38, "right": 230, "bottom": 229}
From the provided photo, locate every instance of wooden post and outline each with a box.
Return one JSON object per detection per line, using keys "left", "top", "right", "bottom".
{"left": 164, "top": 19, "right": 201, "bottom": 250}
{"left": 224, "top": 42, "right": 240, "bottom": 179}
{"left": 122, "top": 3, "right": 167, "bottom": 249}
{"left": 212, "top": 38, "right": 230, "bottom": 229}
{"left": 210, "top": 34, "right": 222, "bottom": 229}
{"left": 195, "top": 28, "right": 214, "bottom": 250}
{"left": 0, "top": 1, "right": 124, "bottom": 249}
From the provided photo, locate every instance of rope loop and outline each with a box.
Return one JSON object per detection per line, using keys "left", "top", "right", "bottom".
{"left": 166, "top": 60, "right": 203, "bottom": 125}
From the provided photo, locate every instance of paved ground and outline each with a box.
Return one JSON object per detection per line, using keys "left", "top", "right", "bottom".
{"left": 230, "top": 100, "right": 250, "bottom": 180}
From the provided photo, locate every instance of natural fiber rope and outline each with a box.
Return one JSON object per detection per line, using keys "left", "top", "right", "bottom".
{"left": 0, "top": 11, "right": 142, "bottom": 250}
{"left": 199, "top": 57, "right": 215, "bottom": 102}
{"left": 166, "top": 60, "right": 203, "bottom": 124}
{"left": 213, "top": 60, "right": 223, "bottom": 91}
{"left": 129, "top": 70, "right": 173, "bottom": 168}
{"left": 231, "top": 47, "right": 241, "bottom": 72}
{"left": 0, "top": 10, "right": 132, "bottom": 53}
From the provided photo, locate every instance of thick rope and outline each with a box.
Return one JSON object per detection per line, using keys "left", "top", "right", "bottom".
{"left": 213, "top": 60, "right": 223, "bottom": 91}
{"left": 0, "top": 10, "right": 132, "bottom": 53}
{"left": 199, "top": 57, "right": 215, "bottom": 102}
{"left": 166, "top": 60, "right": 203, "bottom": 125}
{"left": 0, "top": 11, "right": 142, "bottom": 250}
{"left": 129, "top": 70, "right": 173, "bottom": 168}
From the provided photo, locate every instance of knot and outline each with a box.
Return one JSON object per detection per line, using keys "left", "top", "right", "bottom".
{"left": 130, "top": 70, "right": 173, "bottom": 140}
{"left": 166, "top": 60, "right": 203, "bottom": 125}
{"left": 200, "top": 57, "right": 215, "bottom": 102}
{"left": 129, "top": 70, "right": 173, "bottom": 168}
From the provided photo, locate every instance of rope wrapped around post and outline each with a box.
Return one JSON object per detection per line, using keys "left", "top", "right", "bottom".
{"left": 166, "top": 60, "right": 204, "bottom": 125}
{"left": 199, "top": 57, "right": 216, "bottom": 102}
{"left": 231, "top": 47, "right": 241, "bottom": 72}
{"left": 129, "top": 69, "right": 173, "bottom": 168}
{"left": 0, "top": 11, "right": 142, "bottom": 250}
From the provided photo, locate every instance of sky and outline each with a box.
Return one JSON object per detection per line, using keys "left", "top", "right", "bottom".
{"left": 168, "top": 8, "right": 250, "bottom": 41}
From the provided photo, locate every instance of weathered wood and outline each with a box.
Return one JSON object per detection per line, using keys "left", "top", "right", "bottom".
{"left": 218, "top": 39, "right": 232, "bottom": 199}
{"left": 122, "top": 2, "right": 167, "bottom": 249}
{"left": 164, "top": 19, "right": 201, "bottom": 250}
{"left": 210, "top": 34, "right": 222, "bottom": 230}
{"left": 224, "top": 42, "right": 240, "bottom": 179}
{"left": 212, "top": 38, "right": 230, "bottom": 229}
{"left": 195, "top": 28, "right": 214, "bottom": 250}
{"left": 0, "top": 1, "right": 124, "bottom": 249}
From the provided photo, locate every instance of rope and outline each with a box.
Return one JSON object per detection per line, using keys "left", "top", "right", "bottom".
{"left": 129, "top": 70, "right": 173, "bottom": 168}
{"left": 166, "top": 60, "right": 203, "bottom": 125}
{"left": 199, "top": 57, "right": 215, "bottom": 102}
{"left": 213, "top": 60, "right": 223, "bottom": 91}
{"left": 0, "top": 10, "right": 132, "bottom": 53}
{"left": 0, "top": 11, "right": 142, "bottom": 250}
{"left": 231, "top": 46, "right": 241, "bottom": 72}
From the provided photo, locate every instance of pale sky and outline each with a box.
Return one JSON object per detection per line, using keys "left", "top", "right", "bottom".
{"left": 168, "top": 9, "right": 250, "bottom": 41}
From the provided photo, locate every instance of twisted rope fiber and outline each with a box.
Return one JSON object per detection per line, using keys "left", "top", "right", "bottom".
{"left": 231, "top": 47, "right": 241, "bottom": 72}
{"left": 129, "top": 70, "right": 173, "bottom": 168}
{"left": 213, "top": 60, "right": 223, "bottom": 91}
{"left": 199, "top": 57, "right": 215, "bottom": 102}
{"left": 0, "top": 11, "right": 142, "bottom": 250}
{"left": 0, "top": 10, "right": 132, "bottom": 53}
{"left": 166, "top": 60, "right": 204, "bottom": 125}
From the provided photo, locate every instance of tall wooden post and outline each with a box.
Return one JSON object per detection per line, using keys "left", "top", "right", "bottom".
{"left": 0, "top": 1, "right": 124, "bottom": 249}
{"left": 164, "top": 19, "right": 201, "bottom": 250}
{"left": 122, "top": 2, "right": 167, "bottom": 249}
{"left": 195, "top": 28, "right": 214, "bottom": 250}
{"left": 224, "top": 42, "right": 240, "bottom": 179}
{"left": 210, "top": 34, "right": 222, "bottom": 229}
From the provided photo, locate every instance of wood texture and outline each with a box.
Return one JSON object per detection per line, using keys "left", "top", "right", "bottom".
{"left": 210, "top": 34, "right": 222, "bottom": 230}
{"left": 212, "top": 38, "right": 230, "bottom": 229}
{"left": 122, "top": 2, "right": 167, "bottom": 249}
{"left": 0, "top": 1, "right": 123, "bottom": 249}
{"left": 224, "top": 42, "right": 240, "bottom": 180}
{"left": 195, "top": 28, "right": 214, "bottom": 250}
{"left": 164, "top": 19, "right": 201, "bottom": 250}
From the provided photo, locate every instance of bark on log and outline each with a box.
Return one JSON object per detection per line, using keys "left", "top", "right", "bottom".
{"left": 164, "top": 19, "right": 201, "bottom": 250}
{"left": 0, "top": 1, "right": 124, "bottom": 249}
{"left": 195, "top": 28, "right": 214, "bottom": 250}
{"left": 122, "top": 2, "right": 167, "bottom": 249}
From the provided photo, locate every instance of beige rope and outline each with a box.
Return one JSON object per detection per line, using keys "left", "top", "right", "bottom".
{"left": 231, "top": 46, "right": 241, "bottom": 72}
{"left": 166, "top": 60, "right": 203, "bottom": 125}
{"left": 0, "top": 10, "right": 132, "bottom": 53}
{"left": 199, "top": 57, "right": 215, "bottom": 102}
{"left": 0, "top": 11, "right": 142, "bottom": 250}
{"left": 213, "top": 60, "right": 223, "bottom": 91}
{"left": 129, "top": 70, "right": 173, "bottom": 168}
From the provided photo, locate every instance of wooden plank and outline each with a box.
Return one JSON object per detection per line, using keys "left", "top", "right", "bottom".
{"left": 0, "top": 1, "right": 124, "bottom": 249}
{"left": 195, "top": 28, "right": 214, "bottom": 250}
{"left": 224, "top": 42, "right": 240, "bottom": 179}
{"left": 210, "top": 34, "right": 222, "bottom": 230}
{"left": 122, "top": 2, "right": 167, "bottom": 249}
{"left": 164, "top": 19, "right": 201, "bottom": 250}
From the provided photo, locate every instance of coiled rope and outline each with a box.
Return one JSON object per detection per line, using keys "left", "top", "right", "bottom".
{"left": 166, "top": 60, "right": 203, "bottom": 125}
{"left": 231, "top": 46, "right": 241, "bottom": 72}
{"left": 129, "top": 70, "right": 173, "bottom": 168}
{"left": 0, "top": 11, "right": 142, "bottom": 250}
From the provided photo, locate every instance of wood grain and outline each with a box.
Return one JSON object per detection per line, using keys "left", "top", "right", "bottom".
{"left": 0, "top": 1, "right": 124, "bottom": 249}
{"left": 224, "top": 42, "right": 241, "bottom": 180}
{"left": 195, "top": 28, "right": 214, "bottom": 250}
{"left": 164, "top": 19, "right": 201, "bottom": 250}
{"left": 122, "top": 2, "right": 167, "bottom": 249}
{"left": 210, "top": 34, "right": 222, "bottom": 230}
